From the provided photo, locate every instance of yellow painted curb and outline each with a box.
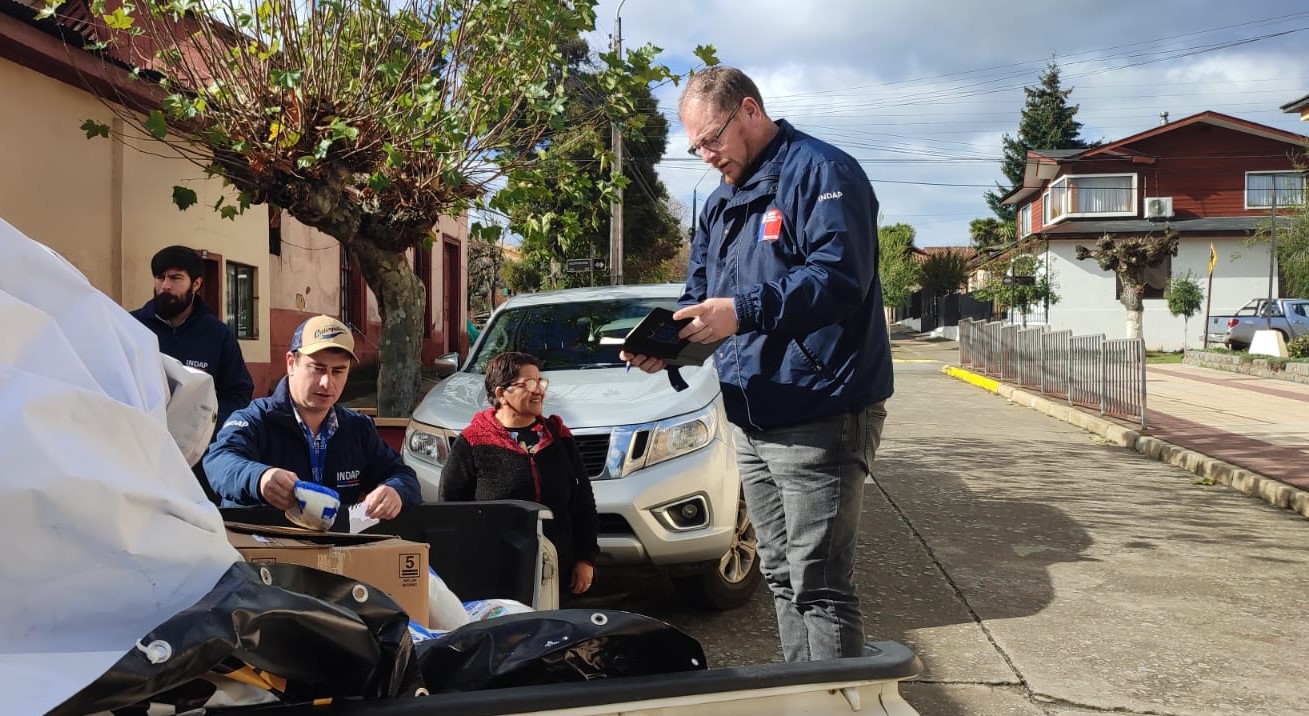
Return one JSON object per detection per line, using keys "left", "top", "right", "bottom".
{"left": 941, "top": 365, "right": 1001, "bottom": 393}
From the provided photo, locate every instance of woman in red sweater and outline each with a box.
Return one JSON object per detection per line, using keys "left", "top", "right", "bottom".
{"left": 441, "top": 352, "right": 599, "bottom": 599}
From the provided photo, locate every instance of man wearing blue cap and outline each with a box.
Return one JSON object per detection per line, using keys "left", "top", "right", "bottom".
{"left": 205, "top": 315, "right": 420, "bottom": 527}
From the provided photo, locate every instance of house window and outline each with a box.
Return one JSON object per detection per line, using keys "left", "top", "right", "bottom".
{"left": 1019, "top": 204, "right": 1033, "bottom": 237}
{"left": 1045, "top": 174, "right": 1136, "bottom": 221}
{"left": 1042, "top": 191, "right": 1056, "bottom": 223}
{"left": 1245, "top": 172, "right": 1305, "bottom": 209}
{"left": 1114, "top": 255, "right": 1170, "bottom": 301}
{"left": 225, "top": 262, "right": 257, "bottom": 339}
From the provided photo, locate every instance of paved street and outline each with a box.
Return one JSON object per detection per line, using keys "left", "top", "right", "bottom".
{"left": 586, "top": 335, "right": 1309, "bottom": 716}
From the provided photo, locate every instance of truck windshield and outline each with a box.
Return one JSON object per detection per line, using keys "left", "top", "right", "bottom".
{"left": 468, "top": 297, "right": 679, "bottom": 373}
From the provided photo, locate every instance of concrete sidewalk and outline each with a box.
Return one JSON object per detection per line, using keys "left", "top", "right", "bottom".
{"left": 894, "top": 333, "right": 1309, "bottom": 519}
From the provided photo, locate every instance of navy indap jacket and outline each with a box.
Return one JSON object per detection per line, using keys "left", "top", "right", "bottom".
{"left": 684, "top": 119, "right": 894, "bottom": 431}
{"left": 204, "top": 377, "right": 421, "bottom": 511}
{"left": 131, "top": 295, "right": 254, "bottom": 428}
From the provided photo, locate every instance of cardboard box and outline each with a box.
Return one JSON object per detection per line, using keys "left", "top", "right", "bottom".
{"left": 225, "top": 522, "right": 428, "bottom": 626}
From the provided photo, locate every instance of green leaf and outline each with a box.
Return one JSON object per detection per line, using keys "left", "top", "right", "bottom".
{"left": 80, "top": 119, "right": 110, "bottom": 139}
{"left": 367, "top": 173, "right": 391, "bottom": 192}
{"left": 328, "top": 118, "right": 359, "bottom": 141}
{"left": 35, "top": 1, "right": 63, "bottom": 20}
{"left": 102, "top": 7, "right": 133, "bottom": 29}
{"left": 171, "top": 185, "right": 198, "bottom": 211}
{"left": 219, "top": 205, "right": 239, "bottom": 220}
{"left": 296, "top": 155, "right": 316, "bottom": 169}
{"left": 270, "top": 69, "right": 302, "bottom": 89}
{"left": 144, "top": 110, "right": 168, "bottom": 138}
{"left": 693, "top": 45, "right": 719, "bottom": 68}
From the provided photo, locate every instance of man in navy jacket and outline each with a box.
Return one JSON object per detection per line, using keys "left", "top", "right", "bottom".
{"left": 131, "top": 245, "right": 254, "bottom": 432}
{"left": 205, "top": 315, "right": 420, "bottom": 526}
{"left": 624, "top": 67, "right": 892, "bottom": 662}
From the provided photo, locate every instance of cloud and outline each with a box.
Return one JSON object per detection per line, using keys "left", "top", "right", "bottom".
{"left": 591, "top": 0, "right": 1309, "bottom": 246}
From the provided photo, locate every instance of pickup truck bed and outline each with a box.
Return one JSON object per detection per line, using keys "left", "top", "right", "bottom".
{"left": 214, "top": 503, "right": 923, "bottom": 716}
{"left": 261, "top": 641, "right": 921, "bottom": 716}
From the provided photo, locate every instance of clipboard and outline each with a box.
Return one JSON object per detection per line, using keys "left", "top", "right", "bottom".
{"left": 620, "top": 308, "right": 727, "bottom": 367}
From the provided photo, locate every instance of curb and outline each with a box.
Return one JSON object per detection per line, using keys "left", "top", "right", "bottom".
{"left": 941, "top": 365, "right": 1309, "bottom": 520}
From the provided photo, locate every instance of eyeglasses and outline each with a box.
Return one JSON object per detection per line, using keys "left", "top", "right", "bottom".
{"left": 504, "top": 377, "right": 549, "bottom": 393}
{"left": 686, "top": 101, "right": 742, "bottom": 156}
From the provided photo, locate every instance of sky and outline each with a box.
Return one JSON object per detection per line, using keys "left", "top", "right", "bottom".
{"left": 585, "top": 0, "right": 1309, "bottom": 248}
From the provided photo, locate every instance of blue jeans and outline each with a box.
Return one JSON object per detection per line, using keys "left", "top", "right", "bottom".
{"left": 732, "top": 401, "right": 887, "bottom": 661}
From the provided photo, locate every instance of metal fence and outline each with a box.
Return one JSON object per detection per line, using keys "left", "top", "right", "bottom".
{"left": 957, "top": 319, "right": 1147, "bottom": 428}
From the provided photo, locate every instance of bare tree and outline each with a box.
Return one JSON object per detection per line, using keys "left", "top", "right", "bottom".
{"left": 1076, "top": 230, "right": 1179, "bottom": 340}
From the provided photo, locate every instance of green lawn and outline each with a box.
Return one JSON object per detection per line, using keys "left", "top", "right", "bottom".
{"left": 1145, "top": 351, "right": 1184, "bottom": 364}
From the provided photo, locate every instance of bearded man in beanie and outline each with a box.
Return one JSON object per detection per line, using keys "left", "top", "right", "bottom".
{"left": 131, "top": 245, "right": 254, "bottom": 431}
{"left": 132, "top": 245, "right": 254, "bottom": 504}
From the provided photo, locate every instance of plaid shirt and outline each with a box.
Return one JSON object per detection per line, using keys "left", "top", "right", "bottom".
{"left": 293, "top": 408, "right": 340, "bottom": 484}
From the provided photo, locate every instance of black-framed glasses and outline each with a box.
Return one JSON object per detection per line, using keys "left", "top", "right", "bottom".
{"left": 687, "top": 101, "right": 742, "bottom": 156}
{"left": 504, "top": 377, "right": 550, "bottom": 393}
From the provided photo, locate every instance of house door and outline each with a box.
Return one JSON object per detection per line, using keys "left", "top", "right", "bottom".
{"left": 442, "top": 238, "right": 461, "bottom": 354}
{"left": 200, "top": 253, "right": 221, "bottom": 318}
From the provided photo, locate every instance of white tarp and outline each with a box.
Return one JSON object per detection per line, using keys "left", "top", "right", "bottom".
{"left": 0, "top": 219, "right": 239, "bottom": 715}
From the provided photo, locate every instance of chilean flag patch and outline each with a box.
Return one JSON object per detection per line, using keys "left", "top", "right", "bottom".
{"left": 759, "top": 208, "right": 783, "bottom": 242}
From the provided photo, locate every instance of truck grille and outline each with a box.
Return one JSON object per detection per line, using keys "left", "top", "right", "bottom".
{"left": 573, "top": 433, "right": 611, "bottom": 478}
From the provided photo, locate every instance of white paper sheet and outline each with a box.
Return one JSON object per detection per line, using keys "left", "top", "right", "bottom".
{"left": 0, "top": 220, "right": 239, "bottom": 715}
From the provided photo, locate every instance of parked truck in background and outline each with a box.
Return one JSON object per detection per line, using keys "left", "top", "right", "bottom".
{"left": 1207, "top": 298, "right": 1309, "bottom": 350}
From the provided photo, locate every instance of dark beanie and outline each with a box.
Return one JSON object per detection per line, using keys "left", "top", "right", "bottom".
{"left": 151, "top": 245, "right": 204, "bottom": 279}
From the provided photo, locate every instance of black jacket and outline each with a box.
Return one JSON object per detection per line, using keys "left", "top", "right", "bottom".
{"left": 131, "top": 295, "right": 254, "bottom": 429}
{"left": 441, "top": 408, "right": 599, "bottom": 574}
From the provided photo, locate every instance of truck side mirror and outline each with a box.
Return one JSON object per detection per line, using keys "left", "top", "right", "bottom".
{"left": 435, "top": 352, "right": 460, "bottom": 378}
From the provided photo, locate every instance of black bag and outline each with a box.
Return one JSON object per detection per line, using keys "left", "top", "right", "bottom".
{"left": 415, "top": 609, "right": 707, "bottom": 693}
{"left": 50, "top": 562, "right": 421, "bottom": 715}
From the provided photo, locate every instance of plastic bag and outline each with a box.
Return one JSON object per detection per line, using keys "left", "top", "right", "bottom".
{"left": 415, "top": 609, "right": 706, "bottom": 694}
{"left": 428, "top": 567, "right": 471, "bottom": 631}
{"left": 49, "top": 562, "right": 422, "bottom": 715}
{"left": 463, "top": 598, "right": 534, "bottom": 622}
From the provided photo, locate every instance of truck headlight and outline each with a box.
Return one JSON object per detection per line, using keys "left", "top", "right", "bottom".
{"left": 643, "top": 406, "right": 716, "bottom": 470}
{"left": 404, "top": 422, "right": 457, "bottom": 467}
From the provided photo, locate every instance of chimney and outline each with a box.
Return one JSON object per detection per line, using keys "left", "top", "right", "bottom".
{"left": 1159, "top": 112, "right": 1169, "bottom": 126}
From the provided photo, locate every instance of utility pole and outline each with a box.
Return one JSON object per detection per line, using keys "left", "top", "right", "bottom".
{"left": 608, "top": 0, "right": 627, "bottom": 286}
{"left": 1266, "top": 192, "right": 1278, "bottom": 330}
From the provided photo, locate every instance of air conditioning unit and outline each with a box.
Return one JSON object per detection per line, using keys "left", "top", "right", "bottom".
{"left": 1144, "top": 196, "right": 1174, "bottom": 219}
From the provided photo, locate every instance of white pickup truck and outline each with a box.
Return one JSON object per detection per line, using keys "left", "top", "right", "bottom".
{"left": 1207, "top": 298, "right": 1309, "bottom": 350}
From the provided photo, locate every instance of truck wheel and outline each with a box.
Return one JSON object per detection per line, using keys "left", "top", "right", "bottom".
{"left": 673, "top": 494, "right": 762, "bottom": 610}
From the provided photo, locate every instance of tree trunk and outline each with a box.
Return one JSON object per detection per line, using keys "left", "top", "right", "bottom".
{"left": 1126, "top": 309, "right": 1143, "bottom": 341}
{"left": 351, "top": 241, "right": 425, "bottom": 418}
{"left": 1120, "top": 281, "right": 1144, "bottom": 341}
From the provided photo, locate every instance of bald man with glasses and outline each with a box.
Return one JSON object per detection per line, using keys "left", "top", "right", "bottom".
{"left": 625, "top": 66, "right": 893, "bottom": 662}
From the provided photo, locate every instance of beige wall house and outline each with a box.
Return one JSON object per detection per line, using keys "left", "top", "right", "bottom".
{"left": 1, "top": 0, "right": 470, "bottom": 397}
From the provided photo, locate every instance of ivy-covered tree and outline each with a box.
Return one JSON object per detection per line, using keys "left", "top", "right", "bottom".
{"left": 1166, "top": 271, "right": 1205, "bottom": 350}
{"left": 971, "top": 247, "right": 1059, "bottom": 327}
{"left": 877, "top": 223, "right": 919, "bottom": 323}
{"left": 984, "top": 62, "right": 1093, "bottom": 222}
{"left": 1076, "top": 231, "right": 1180, "bottom": 341}
{"left": 497, "top": 39, "right": 694, "bottom": 291}
{"left": 52, "top": 0, "right": 679, "bottom": 416}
